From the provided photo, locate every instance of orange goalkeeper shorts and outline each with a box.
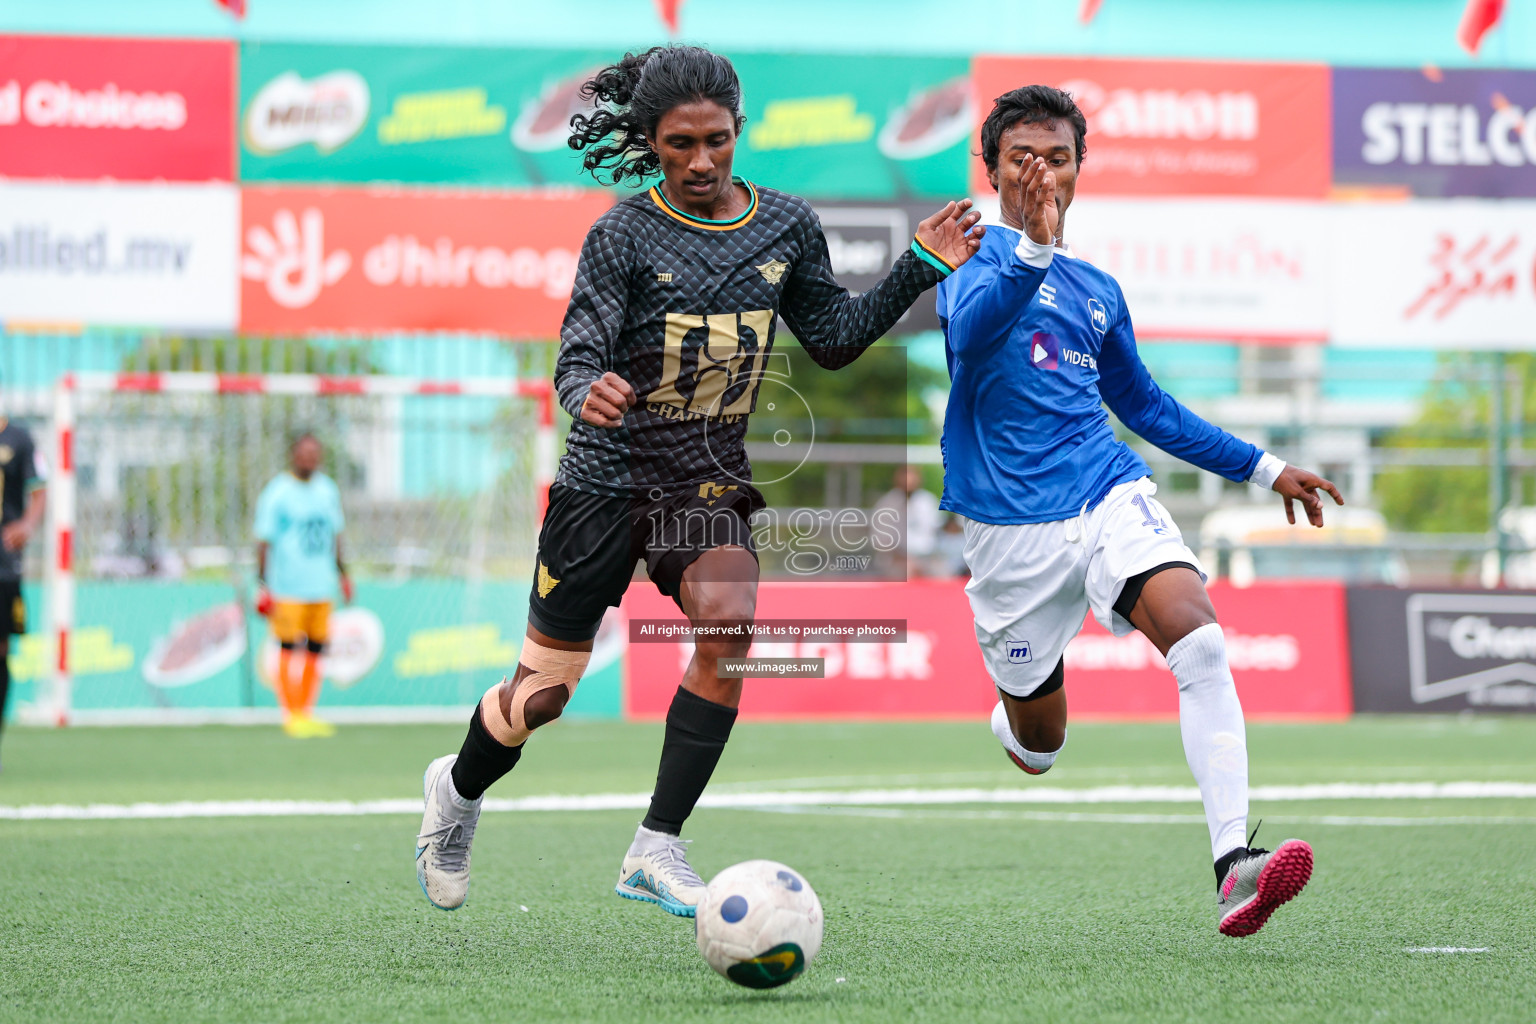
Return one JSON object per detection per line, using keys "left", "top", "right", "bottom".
{"left": 269, "top": 600, "right": 332, "bottom": 646}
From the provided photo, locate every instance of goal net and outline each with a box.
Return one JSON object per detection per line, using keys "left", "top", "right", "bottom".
{"left": 20, "top": 371, "right": 571, "bottom": 725}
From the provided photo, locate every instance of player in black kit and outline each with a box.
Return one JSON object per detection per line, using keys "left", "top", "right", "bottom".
{"left": 415, "top": 44, "right": 985, "bottom": 914}
{"left": 0, "top": 411, "right": 46, "bottom": 773}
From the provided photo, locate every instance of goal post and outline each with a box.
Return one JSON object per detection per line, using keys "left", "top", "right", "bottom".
{"left": 41, "top": 371, "right": 557, "bottom": 726}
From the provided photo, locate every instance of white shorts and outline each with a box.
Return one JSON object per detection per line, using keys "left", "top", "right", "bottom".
{"left": 961, "top": 478, "right": 1205, "bottom": 698}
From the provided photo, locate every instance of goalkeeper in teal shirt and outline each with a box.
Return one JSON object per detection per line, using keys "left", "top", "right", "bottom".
{"left": 254, "top": 433, "right": 351, "bottom": 738}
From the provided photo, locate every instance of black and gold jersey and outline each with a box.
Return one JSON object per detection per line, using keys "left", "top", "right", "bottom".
{"left": 0, "top": 419, "right": 42, "bottom": 582}
{"left": 554, "top": 178, "right": 953, "bottom": 496}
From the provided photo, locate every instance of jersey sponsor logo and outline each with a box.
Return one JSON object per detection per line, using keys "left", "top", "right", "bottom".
{"left": 1088, "top": 297, "right": 1108, "bottom": 334}
{"left": 646, "top": 310, "right": 774, "bottom": 423}
{"left": 1007, "top": 640, "right": 1033, "bottom": 664}
{"left": 1062, "top": 348, "right": 1098, "bottom": 371}
{"left": 536, "top": 561, "right": 560, "bottom": 598}
{"left": 698, "top": 481, "right": 739, "bottom": 506}
{"left": 755, "top": 258, "right": 789, "bottom": 284}
{"left": 1029, "top": 332, "right": 1059, "bottom": 370}
{"left": 1030, "top": 331, "right": 1097, "bottom": 372}
{"left": 1037, "top": 282, "right": 1058, "bottom": 308}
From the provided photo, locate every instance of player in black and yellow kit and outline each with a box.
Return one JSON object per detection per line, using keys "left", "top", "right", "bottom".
{"left": 415, "top": 45, "right": 986, "bottom": 913}
{"left": 0, "top": 413, "right": 46, "bottom": 773}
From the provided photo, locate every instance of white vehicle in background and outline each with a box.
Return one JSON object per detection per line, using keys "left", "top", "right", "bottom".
{"left": 1494, "top": 507, "right": 1536, "bottom": 589}
{"left": 1198, "top": 505, "right": 1406, "bottom": 587}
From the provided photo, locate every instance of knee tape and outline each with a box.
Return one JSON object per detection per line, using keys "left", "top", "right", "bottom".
{"left": 481, "top": 641, "right": 590, "bottom": 746}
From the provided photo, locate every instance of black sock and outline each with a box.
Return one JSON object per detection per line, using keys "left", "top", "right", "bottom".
{"left": 449, "top": 703, "right": 523, "bottom": 801}
{"left": 641, "top": 686, "right": 738, "bottom": 836}
{"left": 1215, "top": 846, "right": 1249, "bottom": 885}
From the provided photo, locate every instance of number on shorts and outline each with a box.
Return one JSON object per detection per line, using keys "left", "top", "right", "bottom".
{"left": 1131, "top": 493, "right": 1169, "bottom": 534}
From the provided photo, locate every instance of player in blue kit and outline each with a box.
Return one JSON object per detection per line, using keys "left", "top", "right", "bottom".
{"left": 937, "top": 86, "right": 1343, "bottom": 937}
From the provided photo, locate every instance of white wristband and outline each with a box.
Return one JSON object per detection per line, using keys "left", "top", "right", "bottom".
{"left": 1014, "top": 232, "right": 1055, "bottom": 269}
{"left": 1249, "top": 451, "right": 1286, "bottom": 490}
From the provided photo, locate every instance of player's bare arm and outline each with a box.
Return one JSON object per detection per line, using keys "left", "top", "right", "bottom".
{"left": 579, "top": 371, "right": 636, "bottom": 428}
{"left": 336, "top": 537, "right": 353, "bottom": 604}
{"left": 1273, "top": 465, "right": 1344, "bottom": 528}
{"left": 1, "top": 485, "right": 43, "bottom": 552}
{"left": 915, "top": 200, "right": 986, "bottom": 268}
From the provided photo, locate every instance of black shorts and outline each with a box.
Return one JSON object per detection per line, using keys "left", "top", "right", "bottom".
{"left": 1, "top": 579, "right": 25, "bottom": 636}
{"left": 529, "top": 480, "right": 765, "bottom": 642}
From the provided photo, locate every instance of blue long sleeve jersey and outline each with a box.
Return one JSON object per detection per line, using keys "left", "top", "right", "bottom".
{"left": 935, "top": 224, "right": 1262, "bottom": 525}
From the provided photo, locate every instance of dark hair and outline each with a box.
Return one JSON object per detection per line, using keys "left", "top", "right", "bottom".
{"left": 289, "top": 431, "right": 319, "bottom": 452}
{"left": 568, "top": 45, "right": 744, "bottom": 185}
{"left": 979, "top": 84, "right": 1087, "bottom": 172}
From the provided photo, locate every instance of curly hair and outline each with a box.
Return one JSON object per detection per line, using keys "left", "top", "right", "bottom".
{"left": 979, "top": 84, "right": 1088, "bottom": 172}
{"left": 567, "top": 45, "right": 744, "bottom": 186}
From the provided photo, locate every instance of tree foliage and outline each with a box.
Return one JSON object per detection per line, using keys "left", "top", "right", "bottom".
{"left": 1375, "top": 354, "right": 1536, "bottom": 534}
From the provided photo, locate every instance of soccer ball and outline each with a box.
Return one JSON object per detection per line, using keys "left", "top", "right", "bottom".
{"left": 695, "top": 860, "right": 823, "bottom": 989}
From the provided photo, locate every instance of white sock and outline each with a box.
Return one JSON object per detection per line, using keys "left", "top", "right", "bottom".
{"left": 630, "top": 823, "right": 675, "bottom": 852}
{"left": 990, "top": 701, "right": 1065, "bottom": 774}
{"left": 1165, "top": 623, "right": 1249, "bottom": 861}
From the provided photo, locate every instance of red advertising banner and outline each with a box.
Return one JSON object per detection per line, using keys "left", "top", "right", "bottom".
{"left": 1063, "top": 581, "right": 1352, "bottom": 717}
{"left": 971, "top": 56, "right": 1331, "bottom": 198}
{"left": 623, "top": 579, "right": 1350, "bottom": 719}
{"left": 0, "top": 35, "right": 234, "bottom": 181}
{"left": 239, "top": 187, "right": 612, "bottom": 335}
{"left": 625, "top": 581, "right": 988, "bottom": 719}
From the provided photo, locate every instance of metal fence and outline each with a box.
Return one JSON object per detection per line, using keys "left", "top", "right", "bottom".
{"left": 7, "top": 331, "right": 1534, "bottom": 588}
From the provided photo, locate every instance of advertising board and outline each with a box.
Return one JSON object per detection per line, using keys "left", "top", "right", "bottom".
{"left": 0, "top": 181, "right": 238, "bottom": 330}
{"left": 624, "top": 579, "right": 1351, "bottom": 719}
{"left": 0, "top": 34, "right": 234, "bottom": 182}
{"left": 1349, "top": 588, "right": 1536, "bottom": 712}
{"left": 1333, "top": 67, "right": 1536, "bottom": 198}
{"left": 239, "top": 186, "right": 611, "bottom": 335}
{"left": 972, "top": 56, "right": 1331, "bottom": 198}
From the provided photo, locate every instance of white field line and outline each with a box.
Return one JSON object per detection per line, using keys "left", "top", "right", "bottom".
{"left": 2, "top": 781, "right": 1534, "bottom": 822}
{"left": 749, "top": 806, "right": 1536, "bottom": 827}
{"left": 1405, "top": 947, "right": 1493, "bottom": 953}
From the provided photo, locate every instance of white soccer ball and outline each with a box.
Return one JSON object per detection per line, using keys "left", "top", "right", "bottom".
{"left": 695, "top": 859, "right": 823, "bottom": 989}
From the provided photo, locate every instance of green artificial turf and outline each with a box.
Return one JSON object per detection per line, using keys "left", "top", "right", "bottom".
{"left": 1, "top": 717, "right": 1532, "bottom": 1023}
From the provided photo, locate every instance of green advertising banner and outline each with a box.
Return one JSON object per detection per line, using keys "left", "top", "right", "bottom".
{"left": 8, "top": 580, "right": 622, "bottom": 719}
{"left": 731, "top": 53, "right": 972, "bottom": 199}
{"left": 238, "top": 43, "right": 973, "bottom": 198}
{"left": 238, "top": 42, "right": 617, "bottom": 186}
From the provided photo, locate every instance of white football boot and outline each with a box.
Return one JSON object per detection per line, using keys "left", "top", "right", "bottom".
{"left": 415, "top": 754, "right": 481, "bottom": 911}
{"left": 1217, "top": 836, "right": 1314, "bottom": 937}
{"left": 614, "top": 824, "right": 707, "bottom": 917}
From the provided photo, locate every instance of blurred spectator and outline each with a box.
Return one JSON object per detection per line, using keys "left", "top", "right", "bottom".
{"left": 935, "top": 512, "right": 969, "bottom": 578}
{"left": 874, "top": 465, "right": 942, "bottom": 577}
